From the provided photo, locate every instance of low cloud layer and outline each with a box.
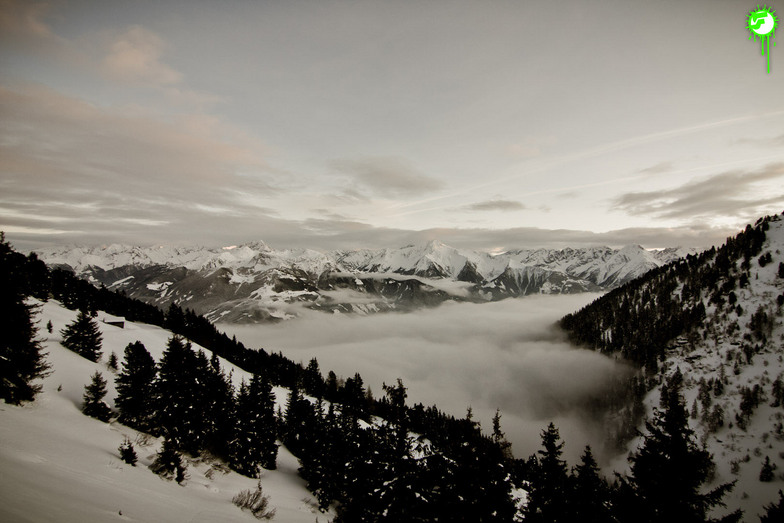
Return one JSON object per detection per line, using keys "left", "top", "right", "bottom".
{"left": 221, "top": 294, "right": 630, "bottom": 465}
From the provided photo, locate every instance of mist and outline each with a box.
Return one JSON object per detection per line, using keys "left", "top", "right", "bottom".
{"left": 220, "top": 294, "right": 631, "bottom": 465}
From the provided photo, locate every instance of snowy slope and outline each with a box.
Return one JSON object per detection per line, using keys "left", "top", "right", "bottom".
{"left": 0, "top": 300, "right": 333, "bottom": 523}
{"left": 35, "top": 241, "right": 693, "bottom": 324}
{"left": 609, "top": 216, "right": 784, "bottom": 518}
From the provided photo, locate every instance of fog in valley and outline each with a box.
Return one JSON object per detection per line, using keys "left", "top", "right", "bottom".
{"left": 221, "top": 293, "right": 632, "bottom": 465}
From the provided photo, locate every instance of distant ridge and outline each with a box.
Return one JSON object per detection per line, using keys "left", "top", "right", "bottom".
{"left": 36, "top": 240, "right": 696, "bottom": 323}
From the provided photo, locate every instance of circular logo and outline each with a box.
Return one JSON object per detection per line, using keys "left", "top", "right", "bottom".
{"left": 748, "top": 7, "right": 778, "bottom": 37}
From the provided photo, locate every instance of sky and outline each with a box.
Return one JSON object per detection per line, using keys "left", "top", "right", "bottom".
{"left": 1, "top": 0, "right": 783, "bottom": 252}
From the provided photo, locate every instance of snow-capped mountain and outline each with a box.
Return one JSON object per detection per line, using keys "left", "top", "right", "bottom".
{"left": 36, "top": 240, "right": 695, "bottom": 323}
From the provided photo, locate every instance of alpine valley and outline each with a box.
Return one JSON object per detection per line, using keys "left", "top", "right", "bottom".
{"left": 36, "top": 241, "right": 695, "bottom": 323}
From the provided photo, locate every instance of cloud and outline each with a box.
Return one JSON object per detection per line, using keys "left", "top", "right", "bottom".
{"left": 638, "top": 161, "right": 673, "bottom": 175}
{"left": 221, "top": 295, "right": 631, "bottom": 465}
{"left": 102, "top": 25, "right": 182, "bottom": 87}
{"left": 0, "top": 0, "right": 57, "bottom": 46}
{"left": 331, "top": 156, "right": 443, "bottom": 196}
{"left": 463, "top": 199, "right": 526, "bottom": 212}
{"left": 612, "top": 163, "right": 784, "bottom": 221}
{"left": 0, "top": 84, "right": 281, "bottom": 248}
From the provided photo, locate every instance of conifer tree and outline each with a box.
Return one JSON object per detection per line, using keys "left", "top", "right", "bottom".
{"left": 230, "top": 374, "right": 278, "bottom": 476}
{"left": 492, "top": 408, "right": 513, "bottom": 459}
{"left": 202, "top": 352, "right": 235, "bottom": 458}
{"left": 571, "top": 446, "right": 611, "bottom": 523}
{"left": 150, "top": 438, "right": 188, "bottom": 483}
{"left": 303, "top": 357, "right": 324, "bottom": 398}
{"left": 760, "top": 490, "right": 784, "bottom": 523}
{"left": 107, "top": 352, "right": 118, "bottom": 371}
{"left": 618, "top": 372, "right": 741, "bottom": 523}
{"left": 524, "top": 423, "right": 571, "bottom": 522}
{"left": 282, "top": 380, "right": 317, "bottom": 456}
{"left": 115, "top": 341, "right": 157, "bottom": 432}
{"left": 60, "top": 310, "right": 103, "bottom": 362}
{"left": 1, "top": 235, "right": 50, "bottom": 404}
{"left": 760, "top": 456, "right": 775, "bottom": 482}
{"left": 82, "top": 371, "right": 112, "bottom": 422}
{"left": 119, "top": 437, "right": 138, "bottom": 466}
{"left": 155, "top": 336, "right": 202, "bottom": 453}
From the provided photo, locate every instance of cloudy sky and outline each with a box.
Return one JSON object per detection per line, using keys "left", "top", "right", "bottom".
{"left": 1, "top": 0, "right": 783, "bottom": 252}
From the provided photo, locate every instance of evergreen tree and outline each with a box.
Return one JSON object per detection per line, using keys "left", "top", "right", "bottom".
{"left": 118, "top": 437, "right": 138, "bottom": 466}
{"left": 571, "top": 446, "right": 611, "bottom": 523}
{"left": 230, "top": 374, "right": 278, "bottom": 476}
{"left": 155, "top": 336, "right": 202, "bottom": 453}
{"left": 760, "top": 456, "right": 775, "bottom": 482}
{"left": 524, "top": 423, "right": 571, "bottom": 522}
{"left": 0, "top": 235, "right": 50, "bottom": 404}
{"left": 760, "top": 490, "right": 784, "bottom": 523}
{"left": 282, "top": 380, "right": 317, "bottom": 456}
{"left": 150, "top": 438, "right": 188, "bottom": 483}
{"left": 115, "top": 341, "right": 157, "bottom": 432}
{"left": 303, "top": 357, "right": 324, "bottom": 398}
{"left": 107, "top": 352, "right": 118, "bottom": 371}
{"left": 82, "top": 371, "right": 112, "bottom": 422}
{"left": 60, "top": 310, "right": 103, "bottom": 362}
{"left": 619, "top": 372, "right": 741, "bottom": 523}
{"left": 492, "top": 408, "right": 513, "bottom": 459}
{"left": 202, "top": 352, "right": 235, "bottom": 458}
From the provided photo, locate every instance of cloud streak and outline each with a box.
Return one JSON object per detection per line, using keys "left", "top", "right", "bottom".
{"left": 331, "top": 156, "right": 443, "bottom": 197}
{"left": 463, "top": 199, "right": 526, "bottom": 212}
{"left": 612, "top": 163, "right": 784, "bottom": 221}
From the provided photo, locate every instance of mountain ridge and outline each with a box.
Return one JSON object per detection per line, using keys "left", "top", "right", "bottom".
{"left": 35, "top": 240, "right": 697, "bottom": 323}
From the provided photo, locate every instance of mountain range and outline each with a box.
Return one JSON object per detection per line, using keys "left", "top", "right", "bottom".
{"left": 36, "top": 241, "right": 695, "bottom": 323}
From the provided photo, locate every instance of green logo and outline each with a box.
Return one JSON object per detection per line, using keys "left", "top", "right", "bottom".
{"left": 747, "top": 5, "right": 778, "bottom": 73}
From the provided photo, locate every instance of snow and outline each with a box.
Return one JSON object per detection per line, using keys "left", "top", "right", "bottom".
{"left": 0, "top": 299, "right": 332, "bottom": 523}
{"left": 609, "top": 216, "right": 784, "bottom": 518}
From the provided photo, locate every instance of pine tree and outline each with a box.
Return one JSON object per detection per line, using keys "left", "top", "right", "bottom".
{"left": 760, "top": 456, "right": 775, "bottom": 482}
{"left": 303, "top": 357, "right": 324, "bottom": 398}
{"left": 60, "top": 310, "right": 103, "bottom": 362}
{"left": 115, "top": 341, "right": 157, "bottom": 432}
{"left": 760, "top": 490, "right": 784, "bottom": 523}
{"left": 155, "top": 336, "right": 203, "bottom": 453}
{"left": 82, "top": 371, "right": 112, "bottom": 422}
{"left": 492, "top": 408, "right": 513, "bottom": 459}
{"left": 150, "top": 438, "right": 188, "bottom": 483}
{"left": 202, "top": 352, "right": 235, "bottom": 458}
{"left": 0, "top": 235, "right": 51, "bottom": 404}
{"left": 282, "top": 380, "right": 317, "bottom": 456}
{"left": 118, "top": 437, "right": 138, "bottom": 466}
{"left": 618, "top": 372, "right": 741, "bottom": 523}
{"left": 571, "top": 446, "right": 611, "bottom": 523}
{"left": 230, "top": 374, "right": 278, "bottom": 476}
{"left": 524, "top": 423, "right": 571, "bottom": 522}
{"left": 107, "top": 352, "right": 118, "bottom": 371}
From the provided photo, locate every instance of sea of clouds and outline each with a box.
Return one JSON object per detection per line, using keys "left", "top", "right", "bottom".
{"left": 221, "top": 293, "right": 631, "bottom": 465}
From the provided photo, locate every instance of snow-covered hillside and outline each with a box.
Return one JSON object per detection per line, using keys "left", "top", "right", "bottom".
{"left": 35, "top": 241, "right": 694, "bottom": 323}
{"left": 603, "top": 215, "right": 784, "bottom": 517}
{"left": 0, "top": 299, "right": 332, "bottom": 523}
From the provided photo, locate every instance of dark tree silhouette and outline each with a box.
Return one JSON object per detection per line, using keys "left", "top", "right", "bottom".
{"left": 60, "top": 310, "right": 103, "bottom": 362}
{"left": 617, "top": 371, "right": 741, "bottom": 523}
{"left": 115, "top": 341, "right": 157, "bottom": 432}
{"left": 0, "top": 234, "right": 50, "bottom": 404}
{"left": 82, "top": 371, "right": 112, "bottom": 422}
